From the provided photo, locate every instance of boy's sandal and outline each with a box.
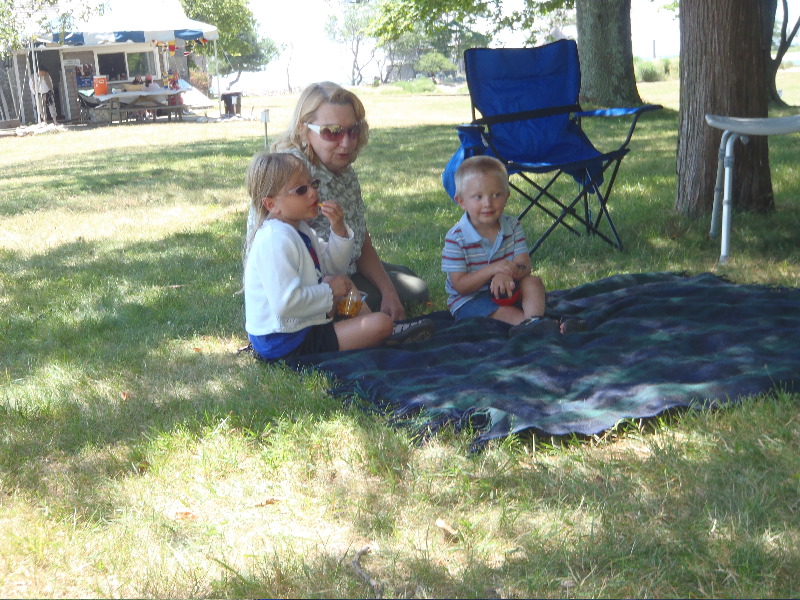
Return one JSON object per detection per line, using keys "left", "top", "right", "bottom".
{"left": 560, "top": 317, "right": 588, "bottom": 334}
{"left": 509, "top": 316, "right": 561, "bottom": 338}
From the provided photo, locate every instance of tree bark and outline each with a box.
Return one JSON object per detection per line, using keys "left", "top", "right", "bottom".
{"left": 676, "top": 0, "right": 774, "bottom": 217}
{"left": 575, "top": 0, "right": 642, "bottom": 106}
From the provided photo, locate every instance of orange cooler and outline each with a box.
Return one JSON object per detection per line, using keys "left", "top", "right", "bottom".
{"left": 93, "top": 75, "right": 108, "bottom": 95}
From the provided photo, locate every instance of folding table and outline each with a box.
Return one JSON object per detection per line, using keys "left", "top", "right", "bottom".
{"left": 705, "top": 113, "right": 800, "bottom": 264}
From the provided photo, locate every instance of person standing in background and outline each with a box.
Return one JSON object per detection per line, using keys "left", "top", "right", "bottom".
{"left": 30, "top": 67, "right": 57, "bottom": 124}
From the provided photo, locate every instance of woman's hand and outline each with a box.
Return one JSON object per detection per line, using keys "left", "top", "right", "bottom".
{"left": 319, "top": 200, "right": 347, "bottom": 238}
{"left": 380, "top": 291, "right": 405, "bottom": 321}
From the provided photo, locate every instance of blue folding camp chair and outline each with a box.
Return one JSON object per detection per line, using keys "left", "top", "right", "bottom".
{"left": 443, "top": 40, "right": 662, "bottom": 254}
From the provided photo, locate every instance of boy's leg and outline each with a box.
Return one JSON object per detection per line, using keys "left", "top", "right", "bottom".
{"left": 519, "top": 275, "right": 546, "bottom": 319}
{"left": 455, "top": 292, "right": 524, "bottom": 325}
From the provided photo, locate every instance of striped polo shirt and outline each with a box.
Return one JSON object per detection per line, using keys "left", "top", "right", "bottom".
{"left": 441, "top": 212, "right": 530, "bottom": 313}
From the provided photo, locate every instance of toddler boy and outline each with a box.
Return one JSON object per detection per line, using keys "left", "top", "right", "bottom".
{"left": 441, "top": 155, "right": 578, "bottom": 337}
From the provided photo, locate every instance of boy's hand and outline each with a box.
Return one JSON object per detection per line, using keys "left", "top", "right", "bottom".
{"left": 491, "top": 260, "right": 519, "bottom": 279}
{"left": 319, "top": 200, "right": 347, "bottom": 238}
{"left": 513, "top": 262, "right": 531, "bottom": 279}
{"left": 490, "top": 273, "right": 516, "bottom": 298}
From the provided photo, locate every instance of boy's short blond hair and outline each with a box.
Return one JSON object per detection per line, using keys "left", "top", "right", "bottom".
{"left": 454, "top": 155, "right": 510, "bottom": 197}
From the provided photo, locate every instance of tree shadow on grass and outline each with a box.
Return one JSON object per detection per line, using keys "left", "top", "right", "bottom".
{"left": 0, "top": 213, "right": 353, "bottom": 517}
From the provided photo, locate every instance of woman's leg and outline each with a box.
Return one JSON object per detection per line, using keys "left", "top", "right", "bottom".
{"left": 351, "top": 262, "right": 430, "bottom": 312}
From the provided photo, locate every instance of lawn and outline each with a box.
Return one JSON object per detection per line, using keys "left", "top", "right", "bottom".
{"left": 1, "top": 77, "right": 799, "bottom": 598}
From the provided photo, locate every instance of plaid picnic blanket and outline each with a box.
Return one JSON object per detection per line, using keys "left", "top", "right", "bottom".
{"left": 294, "top": 272, "right": 800, "bottom": 450}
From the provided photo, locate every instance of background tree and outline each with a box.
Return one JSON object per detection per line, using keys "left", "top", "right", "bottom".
{"left": 1, "top": 0, "right": 95, "bottom": 52}
{"left": 217, "top": 30, "right": 279, "bottom": 89}
{"left": 575, "top": 0, "right": 641, "bottom": 105}
{"left": 427, "top": 21, "right": 491, "bottom": 73}
{"left": 370, "top": 0, "right": 493, "bottom": 43}
{"left": 414, "top": 51, "right": 456, "bottom": 82}
{"left": 326, "top": 1, "right": 377, "bottom": 86}
{"left": 762, "top": 0, "right": 800, "bottom": 106}
{"left": 373, "top": 0, "right": 642, "bottom": 106}
{"left": 493, "top": 0, "right": 640, "bottom": 104}
{"left": 181, "top": 0, "right": 278, "bottom": 87}
{"left": 675, "top": 0, "right": 773, "bottom": 217}
{"left": 374, "top": 22, "right": 488, "bottom": 83}
{"left": 377, "top": 29, "right": 425, "bottom": 82}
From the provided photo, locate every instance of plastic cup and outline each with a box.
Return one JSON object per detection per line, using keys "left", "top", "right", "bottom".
{"left": 335, "top": 290, "right": 367, "bottom": 318}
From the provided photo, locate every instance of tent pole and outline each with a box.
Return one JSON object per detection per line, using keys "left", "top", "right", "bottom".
{"left": 214, "top": 39, "right": 221, "bottom": 117}
{"left": 30, "top": 42, "right": 43, "bottom": 124}
{"left": 14, "top": 51, "right": 26, "bottom": 124}
{"left": 7, "top": 56, "right": 20, "bottom": 119}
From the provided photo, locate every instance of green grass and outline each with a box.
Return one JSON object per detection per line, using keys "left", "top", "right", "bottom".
{"left": 1, "top": 79, "right": 800, "bottom": 598}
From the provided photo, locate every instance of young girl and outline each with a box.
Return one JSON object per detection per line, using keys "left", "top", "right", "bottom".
{"left": 244, "top": 152, "right": 395, "bottom": 361}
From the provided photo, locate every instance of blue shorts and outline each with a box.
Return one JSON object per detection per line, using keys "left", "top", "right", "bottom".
{"left": 453, "top": 291, "right": 514, "bottom": 320}
{"left": 250, "top": 321, "right": 339, "bottom": 361}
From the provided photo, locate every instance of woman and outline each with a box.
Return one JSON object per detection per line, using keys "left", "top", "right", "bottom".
{"left": 245, "top": 82, "right": 429, "bottom": 321}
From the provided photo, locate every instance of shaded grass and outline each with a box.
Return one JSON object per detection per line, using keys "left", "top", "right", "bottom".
{"left": 1, "top": 82, "right": 800, "bottom": 598}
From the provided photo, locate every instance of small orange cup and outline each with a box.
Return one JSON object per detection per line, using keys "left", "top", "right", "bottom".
{"left": 335, "top": 290, "right": 367, "bottom": 318}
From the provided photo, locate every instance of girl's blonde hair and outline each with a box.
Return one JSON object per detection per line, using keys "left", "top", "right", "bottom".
{"left": 271, "top": 81, "right": 369, "bottom": 166}
{"left": 454, "top": 155, "right": 510, "bottom": 197}
{"left": 244, "top": 152, "right": 304, "bottom": 260}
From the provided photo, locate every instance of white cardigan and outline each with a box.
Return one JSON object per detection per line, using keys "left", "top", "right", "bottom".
{"left": 244, "top": 219, "right": 354, "bottom": 336}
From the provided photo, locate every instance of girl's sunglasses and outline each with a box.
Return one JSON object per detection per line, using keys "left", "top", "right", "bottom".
{"left": 284, "top": 179, "right": 321, "bottom": 197}
{"left": 306, "top": 123, "right": 361, "bottom": 142}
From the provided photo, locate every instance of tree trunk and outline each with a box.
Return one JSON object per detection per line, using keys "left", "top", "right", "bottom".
{"left": 675, "top": 0, "right": 774, "bottom": 217}
{"left": 575, "top": 0, "right": 642, "bottom": 106}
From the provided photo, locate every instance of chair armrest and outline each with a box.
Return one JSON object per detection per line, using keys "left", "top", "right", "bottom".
{"left": 576, "top": 104, "right": 663, "bottom": 148}
{"left": 575, "top": 104, "right": 662, "bottom": 118}
{"left": 457, "top": 123, "right": 484, "bottom": 133}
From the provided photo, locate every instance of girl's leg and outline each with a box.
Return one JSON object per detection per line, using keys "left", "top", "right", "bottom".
{"left": 334, "top": 312, "right": 393, "bottom": 350}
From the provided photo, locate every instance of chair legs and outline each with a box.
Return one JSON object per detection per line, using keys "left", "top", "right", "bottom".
{"left": 513, "top": 157, "right": 625, "bottom": 255}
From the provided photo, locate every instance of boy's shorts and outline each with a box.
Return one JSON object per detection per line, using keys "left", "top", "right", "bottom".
{"left": 453, "top": 291, "right": 515, "bottom": 320}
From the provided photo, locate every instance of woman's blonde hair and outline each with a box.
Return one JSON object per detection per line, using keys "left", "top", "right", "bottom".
{"left": 454, "top": 155, "right": 510, "bottom": 197}
{"left": 271, "top": 81, "right": 369, "bottom": 166}
{"left": 244, "top": 152, "right": 304, "bottom": 260}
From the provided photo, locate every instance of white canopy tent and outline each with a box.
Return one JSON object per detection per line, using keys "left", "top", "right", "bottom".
{"left": 17, "top": 0, "right": 221, "bottom": 123}
{"left": 39, "top": 0, "right": 219, "bottom": 45}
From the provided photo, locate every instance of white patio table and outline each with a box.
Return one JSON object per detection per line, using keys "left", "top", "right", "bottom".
{"left": 705, "top": 113, "right": 800, "bottom": 264}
